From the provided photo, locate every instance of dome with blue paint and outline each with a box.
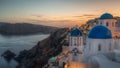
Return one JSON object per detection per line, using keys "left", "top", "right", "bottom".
{"left": 100, "top": 13, "right": 114, "bottom": 19}
{"left": 71, "top": 28, "right": 82, "bottom": 36}
{"left": 88, "top": 25, "right": 112, "bottom": 39}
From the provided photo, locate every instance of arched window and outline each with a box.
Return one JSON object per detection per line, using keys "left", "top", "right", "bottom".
{"left": 74, "top": 38, "right": 76, "bottom": 46}
{"left": 74, "top": 43, "right": 76, "bottom": 46}
{"left": 98, "top": 44, "right": 101, "bottom": 51}
{"left": 106, "top": 22, "right": 109, "bottom": 26}
{"left": 100, "top": 22, "right": 102, "bottom": 25}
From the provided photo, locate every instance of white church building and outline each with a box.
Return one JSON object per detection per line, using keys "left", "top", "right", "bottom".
{"left": 68, "top": 28, "right": 84, "bottom": 63}
{"left": 84, "top": 25, "right": 114, "bottom": 60}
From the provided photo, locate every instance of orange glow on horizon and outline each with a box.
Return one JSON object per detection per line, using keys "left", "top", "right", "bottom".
{"left": 1, "top": 12, "right": 120, "bottom": 27}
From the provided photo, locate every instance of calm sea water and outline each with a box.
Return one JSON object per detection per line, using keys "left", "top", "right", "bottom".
{"left": 0, "top": 34, "right": 49, "bottom": 68}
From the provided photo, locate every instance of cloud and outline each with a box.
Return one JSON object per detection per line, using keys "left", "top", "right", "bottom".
{"left": 83, "top": 14, "right": 96, "bottom": 17}
{"left": 73, "top": 14, "right": 98, "bottom": 18}
{"left": 26, "top": 18, "right": 83, "bottom": 27}
{"left": 25, "top": 15, "right": 87, "bottom": 27}
{"left": 73, "top": 16, "right": 83, "bottom": 17}
{"left": 31, "top": 15, "right": 43, "bottom": 18}
{"left": 28, "top": 19, "right": 75, "bottom": 23}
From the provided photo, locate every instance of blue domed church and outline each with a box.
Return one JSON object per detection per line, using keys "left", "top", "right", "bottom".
{"left": 96, "top": 13, "right": 120, "bottom": 49}
{"left": 84, "top": 25, "right": 114, "bottom": 59}
{"left": 68, "top": 27, "right": 84, "bottom": 63}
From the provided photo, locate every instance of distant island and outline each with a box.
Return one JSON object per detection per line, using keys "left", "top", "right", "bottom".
{"left": 0, "top": 22, "right": 58, "bottom": 35}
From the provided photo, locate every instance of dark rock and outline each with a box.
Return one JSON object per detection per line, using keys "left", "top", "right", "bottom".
{"left": 14, "top": 50, "right": 34, "bottom": 63}
{"left": 1, "top": 50, "right": 16, "bottom": 62}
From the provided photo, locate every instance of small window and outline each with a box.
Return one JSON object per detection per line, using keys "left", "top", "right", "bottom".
{"left": 98, "top": 44, "right": 101, "bottom": 51}
{"left": 74, "top": 43, "right": 76, "bottom": 46}
{"left": 106, "top": 22, "right": 109, "bottom": 26}
{"left": 100, "top": 22, "right": 102, "bottom": 25}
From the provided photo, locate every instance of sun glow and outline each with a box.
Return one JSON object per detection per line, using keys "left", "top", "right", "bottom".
{"left": 68, "top": 62, "right": 91, "bottom": 68}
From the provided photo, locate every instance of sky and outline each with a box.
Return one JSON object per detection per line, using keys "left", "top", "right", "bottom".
{"left": 0, "top": 0, "right": 120, "bottom": 27}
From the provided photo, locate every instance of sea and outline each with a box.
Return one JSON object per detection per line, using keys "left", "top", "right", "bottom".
{"left": 0, "top": 34, "right": 49, "bottom": 68}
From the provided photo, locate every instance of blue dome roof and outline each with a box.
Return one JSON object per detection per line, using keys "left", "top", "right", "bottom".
{"left": 100, "top": 13, "right": 114, "bottom": 19}
{"left": 88, "top": 25, "right": 112, "bottom": 39}
{"left": 71, "top": 28, "right": 82, "bottom": 36}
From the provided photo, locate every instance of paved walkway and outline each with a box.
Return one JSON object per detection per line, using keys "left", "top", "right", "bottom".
{"left": 93, "top": 55, "right": 120, "bottom": 68}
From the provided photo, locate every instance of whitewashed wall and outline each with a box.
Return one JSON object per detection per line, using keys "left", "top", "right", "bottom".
{"left": 84, "top": 38, "right": 114, "bottom": 59}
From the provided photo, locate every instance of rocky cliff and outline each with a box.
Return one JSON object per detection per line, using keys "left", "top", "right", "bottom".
{"left": 15, "top": 28, "right": 69, "bottom": 68}
{"left": 0, "top": 22, "right": 58, "bottom": 35}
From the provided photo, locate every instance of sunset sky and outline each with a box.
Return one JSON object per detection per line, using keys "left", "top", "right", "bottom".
{"left": 0, "top": 0, "right": 120, "bottom": 27}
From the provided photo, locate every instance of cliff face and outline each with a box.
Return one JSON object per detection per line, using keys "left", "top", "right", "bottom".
{"left": 0, "top": 22, "right": 58, "bottom": 35}
{"left": 16, "top": 28, "right": 69, "bottom": 68}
